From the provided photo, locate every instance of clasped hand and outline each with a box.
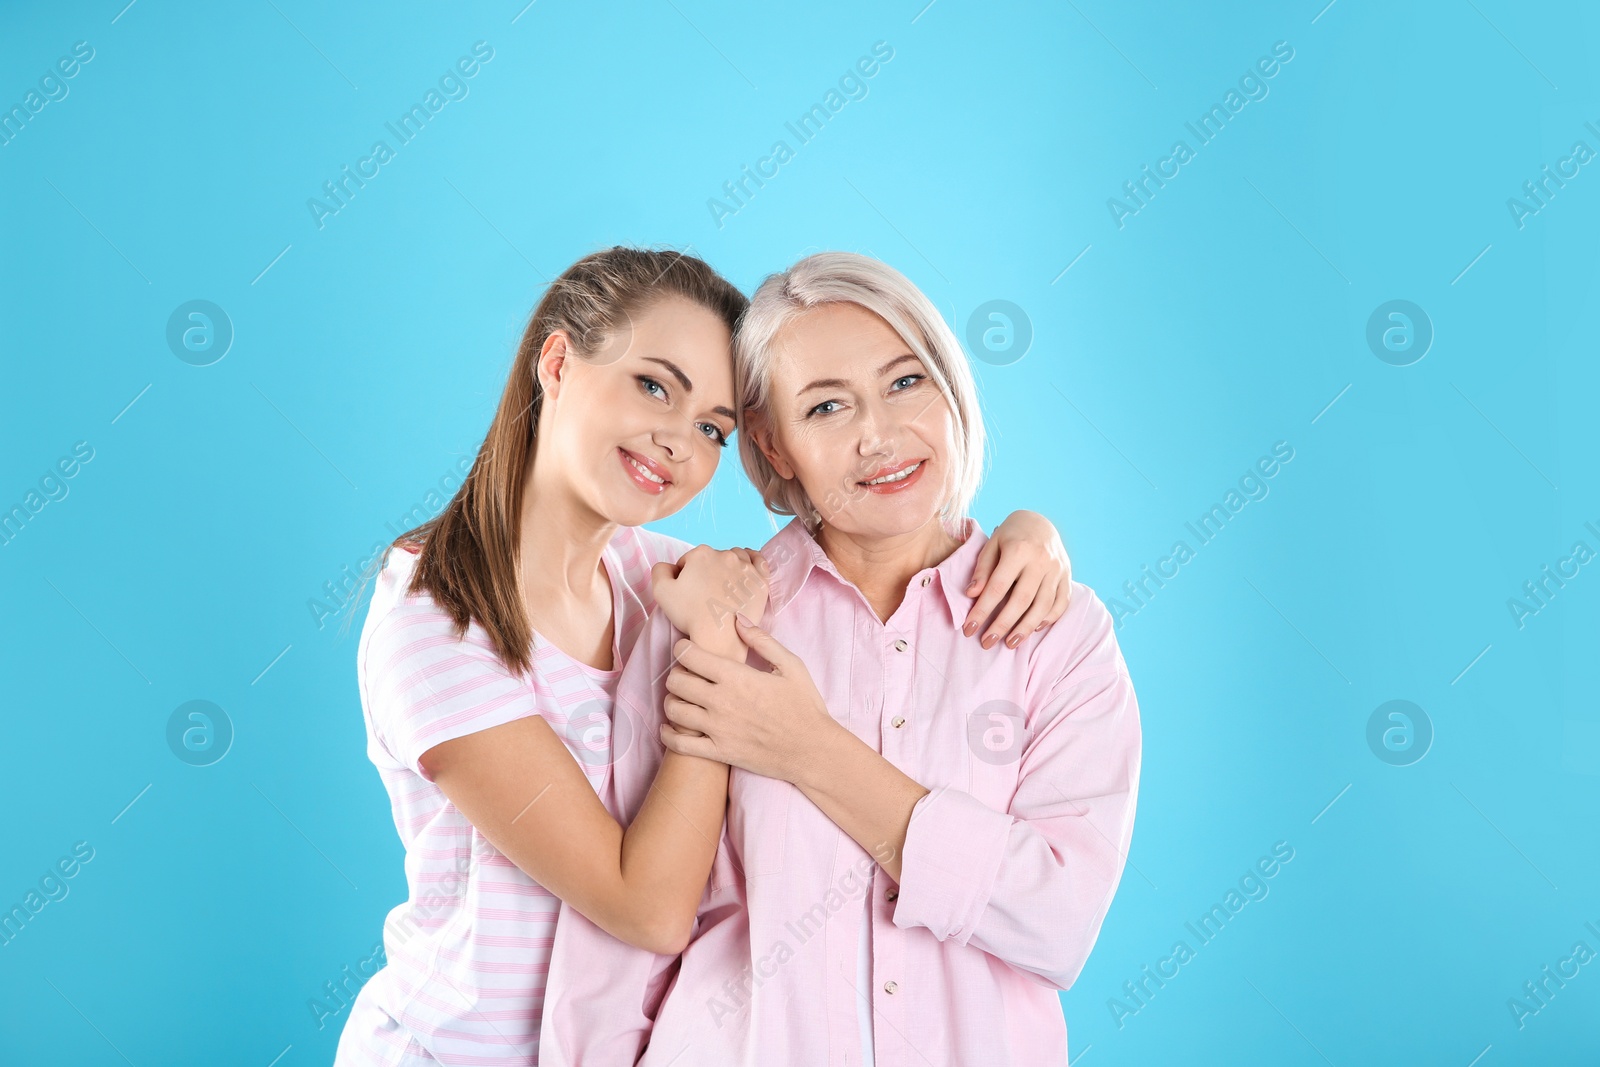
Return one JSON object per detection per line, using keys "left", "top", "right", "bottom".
{"left": 657, "top": 622, "right": 836, "bottom": 785}
{"left": 647, "top": 543, "right": 835, "bottom": 783}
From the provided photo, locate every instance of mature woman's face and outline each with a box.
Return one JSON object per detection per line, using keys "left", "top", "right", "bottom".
{"left": 754, "top": 301, "right": 958, "bottom": 541}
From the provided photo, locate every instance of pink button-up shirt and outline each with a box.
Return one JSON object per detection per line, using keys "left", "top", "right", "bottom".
{"left": 539, "top": 516, "right": 1141, "bottom": 1066}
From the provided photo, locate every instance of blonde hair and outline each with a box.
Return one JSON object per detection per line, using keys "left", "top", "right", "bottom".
{"left": 734, "top": 252, "right": 985, "bottom": 531}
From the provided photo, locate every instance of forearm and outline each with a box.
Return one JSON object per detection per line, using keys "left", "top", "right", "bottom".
{"left": 617, "top": 750, "right": 728, "bottom": 951}
{"left": 794, "top": 722, "right": 929, "bottom": 882}
{"left": 614, "top": 619, "right": 744, "bottom": 950}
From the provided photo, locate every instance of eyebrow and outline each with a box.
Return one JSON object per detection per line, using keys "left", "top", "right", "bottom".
{"left": 797, "top": 352, "right": 921, "bottom": 394}
{"left": 643, "top": 356, "right": 737, "bottom": 421}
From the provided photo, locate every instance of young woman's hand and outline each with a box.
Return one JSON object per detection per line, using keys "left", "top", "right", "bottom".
{"left": 656, "top": 618, "right": 840, "bottom": 786}
{"left": 650, "top": 545, "right": 770, "bottom": 648}
{"left": 964, "top": 509, "right": 1072, "bottom": 650}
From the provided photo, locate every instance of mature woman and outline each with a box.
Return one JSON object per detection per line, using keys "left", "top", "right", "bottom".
{"left": 336, "top": 247, "right": 1075, "bottom": 1065}
{"left": 539, "top": 252, "right": 1142, "bottom": 1066}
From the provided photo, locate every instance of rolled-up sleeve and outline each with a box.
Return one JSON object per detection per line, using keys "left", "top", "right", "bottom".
{"left": 894, "top": 786, "right": 1013, "bottom": 943}
{"left": 891, "top": 594, "right": 1141, "bottom": 991}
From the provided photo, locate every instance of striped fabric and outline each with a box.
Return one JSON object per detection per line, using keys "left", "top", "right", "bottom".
{"left": 335, "top": 523, "right": 691, "bottom": 1066}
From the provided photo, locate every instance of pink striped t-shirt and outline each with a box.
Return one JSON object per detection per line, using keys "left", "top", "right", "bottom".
{"left": 334, "top": 523, "right": 691, "bottom": 1067}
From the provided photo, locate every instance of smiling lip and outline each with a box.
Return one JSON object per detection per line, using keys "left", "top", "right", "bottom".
{"left": 618, "top": 447, "right": 672, "bottom": 495}
{"left": 858, "top": 458, "right": 927, "bottom": 494}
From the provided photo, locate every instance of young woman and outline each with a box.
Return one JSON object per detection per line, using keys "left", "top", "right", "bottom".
{"left": 537, "top": 253, "right": 1141, "bottom": 1066}
{"left": 334, "top": 247, "right": 1076, "bottom": 1066}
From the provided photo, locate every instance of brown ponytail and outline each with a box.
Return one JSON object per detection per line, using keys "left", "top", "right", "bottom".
{"left": 390, "top": 247, "right": 746, "bottom": 676}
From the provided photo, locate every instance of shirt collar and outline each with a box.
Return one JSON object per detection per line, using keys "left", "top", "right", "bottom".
{"left": 759, "top": 515, "right": 987, "bottom": 626}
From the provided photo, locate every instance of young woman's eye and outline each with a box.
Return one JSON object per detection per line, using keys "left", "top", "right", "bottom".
{"left": 807, "top": 399, "right": 841, "bottom": 418}
{"left": 698, "top": 423, "right": 730, "bottom": 447}
{"left": 637, "top": 375, "right": 668, "bottom": 401}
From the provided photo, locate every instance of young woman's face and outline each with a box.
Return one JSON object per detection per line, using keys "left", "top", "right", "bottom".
{"left": 540, "top": 294, "right": 736, "bottom": 527}
{"left": 752, "top": 301, "right": 958, "bottom": 541}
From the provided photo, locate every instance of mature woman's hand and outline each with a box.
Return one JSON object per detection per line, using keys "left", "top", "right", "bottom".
{"left": 656, "top": 617, "right": 840, "bottom": 785}
{"left": 965, "top": 509, "right": 1073, "bottom": 649}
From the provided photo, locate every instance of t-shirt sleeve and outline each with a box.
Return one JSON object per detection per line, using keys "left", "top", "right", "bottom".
{"left": 362, "top": 603, "right": 539, "bottom": 782}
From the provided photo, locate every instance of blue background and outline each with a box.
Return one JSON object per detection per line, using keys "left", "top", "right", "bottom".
{"left": 3, "top": 0, "right": 1597, "bottom": 1063}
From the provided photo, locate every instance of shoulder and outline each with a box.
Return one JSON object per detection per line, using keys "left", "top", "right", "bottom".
{"left": 366, "top": 543, "right": 428, "bottom": 619}
{"left": 606, "top": 526, "right": 693, "bottom": 585}
{"left": 1026, "top": 579, "right": 1127, "bottom": 683}
{"left": 624, "top": 524, "right": 694, "bottom": 567}
{"left": 607, "top": 525, "right": 691, "bottom": 662}
{"left": 360, "top": 549, "right": 484, "bottom": 669}
{"left": 608, "top": 525, "right": 691, "bottom": 598}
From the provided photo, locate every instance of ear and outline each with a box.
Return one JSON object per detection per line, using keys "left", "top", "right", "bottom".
{"left": 536, "top": 330, "right": 573, "bottom": 399}
{"left": 746, "top": 408, "right": 796, "bottom": 480}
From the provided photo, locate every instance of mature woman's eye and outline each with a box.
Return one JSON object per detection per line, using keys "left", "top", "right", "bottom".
{"left": 808, "top": 400, "right": 840, "bottom": 417}
{"left": 892, "top": 374, "right": 925, "bottom": 390}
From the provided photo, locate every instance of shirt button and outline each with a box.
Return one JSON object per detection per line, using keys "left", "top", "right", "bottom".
{"left": 891, "top": 716, "right": 905, "bottom": 729}
{"left": 893, "top": 639, "right": 908, "bottom": 652}
{"left": 884, "top": 980, "right": 898, "bottom": 995}
{"left": 886, "top": 889, "right": 898, "bottom": 902}
{"left": 920, "top": 575, "right": 930, "bottom": 587}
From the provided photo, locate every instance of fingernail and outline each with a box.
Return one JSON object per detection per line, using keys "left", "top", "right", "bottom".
{"left": 1007, "top": 634, "right": 1021, "bottom": 648}
{"left": 735, "top": 612, "right": 755, "bottom": 627}
{"left": 963, "top": 623, "right": 975, "bottom": 637}
{"left": 982, "top": 634, "right": 995, "bottom": 648}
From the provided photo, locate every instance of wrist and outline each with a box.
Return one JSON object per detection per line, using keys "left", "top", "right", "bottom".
{"left": 685, "top": 620, "right": 745, "bottom": 662}
{"left": 789, "top": 710, "right": 850, "bottom": 791}
{"left": 661, "top": 745, "right": 732, "bottom": 776}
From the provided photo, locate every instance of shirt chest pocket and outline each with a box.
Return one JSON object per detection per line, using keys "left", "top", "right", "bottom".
{"left": 963, "top": 697, "right": 1029, "bottom": 811}
{"left": 726, "top": 768, "right": 794, "bottom": 879}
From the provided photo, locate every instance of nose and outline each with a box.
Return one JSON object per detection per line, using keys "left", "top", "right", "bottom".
{"left": 650, "top": 415, "right": 695, "bottom": 462}
{"left": 856, "top": 399, "right": 895, "bottom": 457}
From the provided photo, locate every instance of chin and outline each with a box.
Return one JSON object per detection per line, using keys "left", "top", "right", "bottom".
{"left": 834, "top": 505, "right": 941, "bottom": 541}
{"left": 614, "top": 498, "right": 670, "bottom": 527}
{"left": 590, "top": 485, "right": 660, "bottom": 527}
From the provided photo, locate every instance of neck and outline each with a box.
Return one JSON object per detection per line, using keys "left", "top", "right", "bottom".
{"left": 517, "top": 446, "right": 616, "bottom": 606}
{"left": 817, "top": 515, "right": 963, "bottom": 623}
